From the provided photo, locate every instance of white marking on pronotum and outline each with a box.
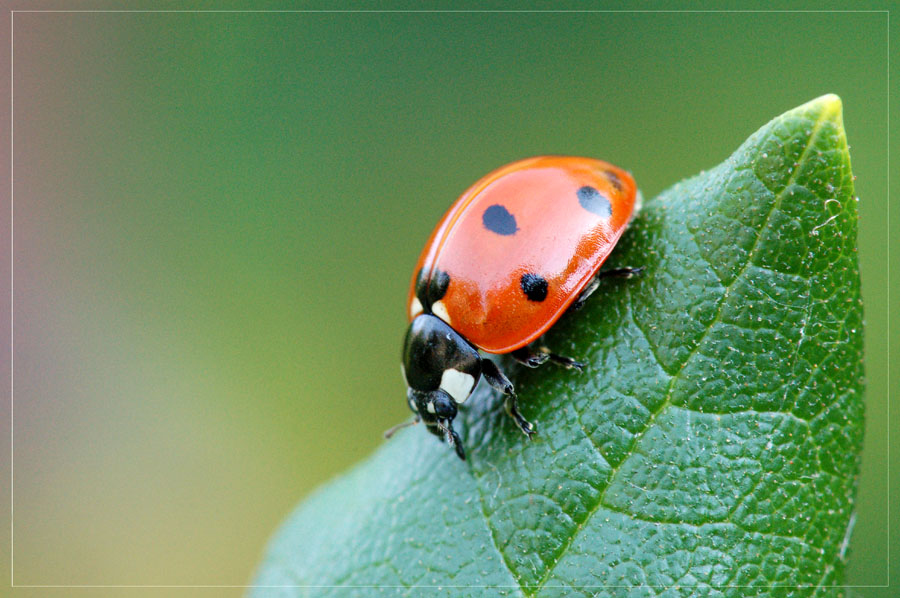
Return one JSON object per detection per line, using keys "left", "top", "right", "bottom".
{"left": 431, "top": 299, "right": 451, "bottom": 324}
{"left": 426, "top": 401, "right": 436, "bottom": 414}
{"left": 440, "top": 368, "right": 475, "bottom": 404}
{"left": 409, "top": 296, "right": 424, "bottom": 319}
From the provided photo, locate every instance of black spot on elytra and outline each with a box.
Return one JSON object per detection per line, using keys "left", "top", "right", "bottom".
{"left": 482, "top": 204, "right": 518, "bottom": 235}
{"left": 604, "top": 170, "right": 623, "bottom": 191}
{"left": 577, "top": 186, "right": 612, "bottom": 218}
{"left": 414, "top": 267, "right": 429, "bottom": 305}
{"left": 415, "top": 267, "right": 450, "bottom": 311}
{"left": 428, "top": 269, "right": 450, "bottom": 302}
{"left": 520, "top": 273, "right": 548, "bottom": 302}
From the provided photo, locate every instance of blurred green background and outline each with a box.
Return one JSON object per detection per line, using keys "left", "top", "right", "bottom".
{"left": 3, "top": 5, "right": 893, "bottom": 597}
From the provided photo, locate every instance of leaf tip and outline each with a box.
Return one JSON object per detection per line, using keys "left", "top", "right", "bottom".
{"left": 799, "top": 93, "right": 844, "bottom": 129}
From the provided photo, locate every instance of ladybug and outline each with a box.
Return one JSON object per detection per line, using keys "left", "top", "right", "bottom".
{"left": 388, "top": 156, "right": 640, "bottom": 460}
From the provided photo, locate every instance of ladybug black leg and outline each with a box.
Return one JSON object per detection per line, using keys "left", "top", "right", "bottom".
{"left": 503, "top": 394, "right": 537, "bottom": 439}
{"left": 570, "top": 266, "right": 645, "bottom": 311}
{"left": 541, "top": 348, "right": 587, "bottom": 371}
{"left": 481, "top": 358, "right": 516, "bottom": 395}
{"left": 512, "top": 345, "right": 586, "bottom": 371}
{"left": 510, "top": 346, "right": 550, "bottom": 368}
{"left": 599, "top": 265, "right": 645, "bottom": 278}
{"left": 481, "top": 359, "right": 537, "bottom": 438}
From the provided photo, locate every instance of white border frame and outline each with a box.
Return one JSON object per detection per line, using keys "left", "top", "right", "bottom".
{"left": 7, "top": 7, "right": 891, "bottom": 591}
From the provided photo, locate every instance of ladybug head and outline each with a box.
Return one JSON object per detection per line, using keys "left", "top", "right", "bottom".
{"left": 401, "top": 314, "right": 482, "bottom": 459}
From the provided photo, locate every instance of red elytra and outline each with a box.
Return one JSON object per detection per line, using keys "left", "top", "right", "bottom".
{"left": 407, "top": 155, "right": 637, "bottom": 354}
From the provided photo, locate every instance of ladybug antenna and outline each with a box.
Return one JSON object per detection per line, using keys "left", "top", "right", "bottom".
{"left": 384, "top": 417, "right": 420, "bottom": 439}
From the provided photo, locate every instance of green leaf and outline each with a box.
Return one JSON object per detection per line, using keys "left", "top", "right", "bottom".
{"left": 251, "top": 95, "right": 864, "bottom": 597}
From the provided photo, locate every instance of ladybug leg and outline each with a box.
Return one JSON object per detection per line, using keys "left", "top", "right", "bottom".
{"left": 481, "top": 358, "right": 516, "bottom": 395}
{"left": 600, "top": 266, "right": 644, "bottom": 280}
{"left": 510, "top": 346, "right": 550, "bottom": 368}
{"left": 504, "top": 394, "right": 537, "bottom": 439}
{"left": 512, "top": 345, "right": 586, "bottom": 371}
{"left": 570, "top": 266, "right": 645, "bottom": 311}
{"left": 540, "top": 348, "right": 587, "bottom": 371}
{"left": 481, "top": 359, "right": 537, "bottom": 438}
{"left": 569, "top": 278, "right": 601, "bottom": 312}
